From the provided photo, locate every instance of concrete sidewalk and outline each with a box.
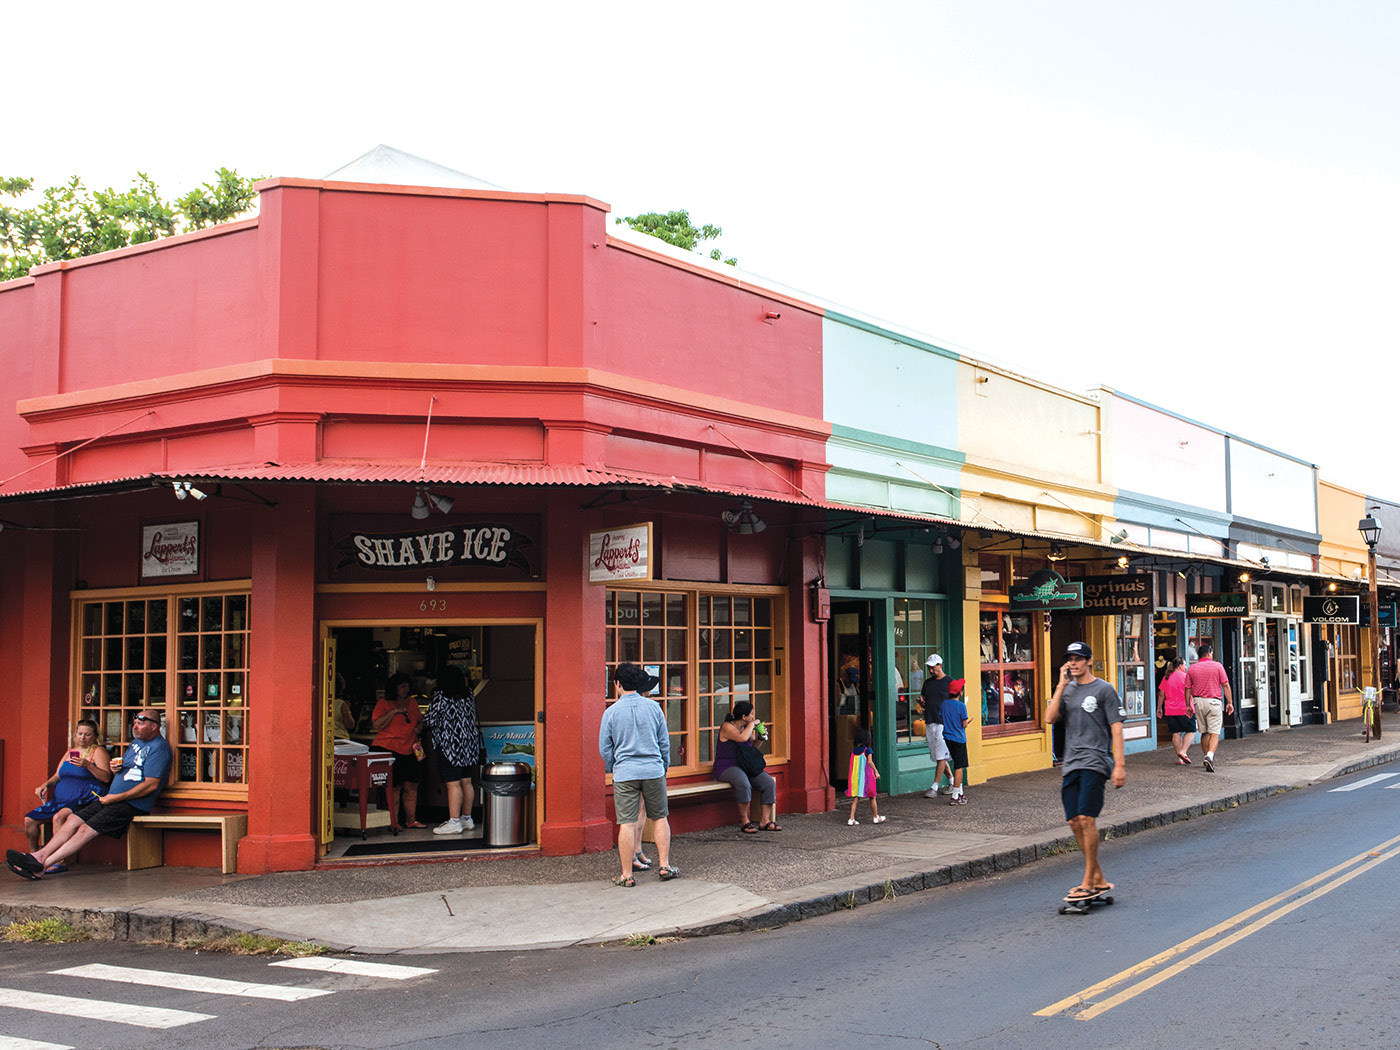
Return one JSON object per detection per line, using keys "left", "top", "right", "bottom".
{"left": 3, "top": 720, "right": 1397, "bottom": 954}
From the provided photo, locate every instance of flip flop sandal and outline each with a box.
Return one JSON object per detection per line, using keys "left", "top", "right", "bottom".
{"left": 43, "top": 864, "right": 67, "bottom": 875}
{"left": 740, "top": 822, "right": 759, "bottom": 834}
{"left": 630, "top": 853, "right": 652, "bottom": 870}
{"left": 759, "top": 821, "right": 783, "bottom": 831}
{"left": 404, "top": 821, "right": 427, "bottom": 829}
{"left": 657, "top": 865, "right": 679, "bottom": 881}
{"left": 611, "top": 874, "right": 636, "bottom": 887}
{"left": 1065, "top": 889, "right": 1098, "bottom": 902}
{"left": 6, "top": 860, "right": 40, "bottom": 881}
{"left": 6, "top": 850, "right": 42, "bottom": 874}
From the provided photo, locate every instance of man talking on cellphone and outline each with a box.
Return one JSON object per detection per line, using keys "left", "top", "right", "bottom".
{"left": 1046, "top": 642, "right": 1126, "bottom": 902}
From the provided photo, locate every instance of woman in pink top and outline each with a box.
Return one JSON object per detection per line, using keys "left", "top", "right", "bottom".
{"left": 1156, "top": 657, "right": 1195, "bottom": 764}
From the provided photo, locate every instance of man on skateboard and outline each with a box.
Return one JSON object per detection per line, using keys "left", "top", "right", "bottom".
{"left": 1046, "top": 641, "right": 1126, "bottom": 904}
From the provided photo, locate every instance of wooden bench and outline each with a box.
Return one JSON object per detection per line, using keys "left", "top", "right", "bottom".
{"left": 128, "top": 813, "right": 248, "bottom": 875}
{"left": 641, "top": 782, "right": 732, "bottom": 841}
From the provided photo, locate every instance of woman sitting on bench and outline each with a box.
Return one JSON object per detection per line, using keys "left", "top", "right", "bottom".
{"left": 713, "top": 702, "right": 781, "bottom": 834}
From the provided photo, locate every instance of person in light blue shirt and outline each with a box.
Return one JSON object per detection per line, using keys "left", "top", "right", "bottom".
{"left": 599, "top": 663, "right": 676, "bottom": 886}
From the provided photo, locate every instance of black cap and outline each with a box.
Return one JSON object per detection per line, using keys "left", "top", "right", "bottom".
{"left": 1065, "top": 641, "right": 1093, "bottom": 660}
{"left": 614, "top": 662, "right": 660, "bottom": 694}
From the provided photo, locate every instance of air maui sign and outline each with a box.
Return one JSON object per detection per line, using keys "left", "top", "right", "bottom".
{"left": 333, "top": 525, "right": 534, "bottom": 573}
{"left": 589, "top": 523, "right": 653, "bottom": 583}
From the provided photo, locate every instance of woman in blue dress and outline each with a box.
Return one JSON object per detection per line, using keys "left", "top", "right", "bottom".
{"left": 25, "top": 719, "right": 112, "bottom": 865}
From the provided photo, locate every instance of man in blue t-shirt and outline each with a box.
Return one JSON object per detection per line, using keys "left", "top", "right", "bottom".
{"left": 938, "top": 680, "right": 972, "bottom": 805}
{"left": 7, "top": 708, "right": 173, "bottom": 881}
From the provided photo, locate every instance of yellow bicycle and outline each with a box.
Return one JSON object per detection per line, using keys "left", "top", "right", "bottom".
{"left": 1363, "top": 691, "right": 1380, "bottom": 743}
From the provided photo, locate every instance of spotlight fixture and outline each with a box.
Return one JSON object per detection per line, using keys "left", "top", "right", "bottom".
{"left": 932, "top": 536, "right": 944, "bottom": 555}
{"left": 721, "top": 501, "right": 766, "bottom": 535}
{"left": 1259, "top": 555, "right": 1271, "bottom": 569}
{"left": 1047, "top": 542, "right": 1067, "bottom": 562}
{"left": 172, "top": 481, "right": 207, "bottom": 501}
{"left": 1328, "top": 581, "right": 1337, "bottom": 592}
{"left": 411, "top": 487, "right": 454, "bottom": 519}
{"left": 1239, "top": 572, "right": 1251, "bottom": 583}
{"left": 1116, "top": 555, "right": 1129, "bottom": 569}
{"left": 1108, "top": 529, "right": 1129, "bottom": 544}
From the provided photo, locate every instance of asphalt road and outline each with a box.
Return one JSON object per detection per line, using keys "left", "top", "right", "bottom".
{"left": 2, "top": 765, "right": 1397, "bottom": 1050}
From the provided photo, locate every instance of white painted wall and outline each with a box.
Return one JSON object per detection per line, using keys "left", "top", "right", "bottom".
{"left": 1110, "top": 396, "right": 1227, "bottom": 512}
{"left": 1230, "top": 440, "right": 1317, "bottom": 532}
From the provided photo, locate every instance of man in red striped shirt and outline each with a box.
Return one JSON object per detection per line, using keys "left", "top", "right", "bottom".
{"left": 1185, "top": 641, "right": 1233, "bottom": 772}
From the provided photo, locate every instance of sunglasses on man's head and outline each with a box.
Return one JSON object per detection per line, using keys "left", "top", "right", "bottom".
{"left": 133, "top": 715, "right": 158, "bottom": 724}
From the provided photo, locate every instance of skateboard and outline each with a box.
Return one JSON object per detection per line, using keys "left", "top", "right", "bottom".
{"left": 1059, "top": 887, "right": 1115, "bottom": 915}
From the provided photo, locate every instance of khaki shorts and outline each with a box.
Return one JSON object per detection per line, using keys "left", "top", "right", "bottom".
{"left": 613, "top": 777, "right": 668, "bottom": 825}
{"left": 1194, "top": 697, "right": 1223, "bottom": 736}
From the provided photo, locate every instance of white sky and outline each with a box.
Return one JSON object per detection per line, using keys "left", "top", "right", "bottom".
{"left": 8, "top": 1, "right": 1398, "bottom": 498}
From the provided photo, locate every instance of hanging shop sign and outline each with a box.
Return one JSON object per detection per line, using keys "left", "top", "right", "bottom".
{"left": 1186, "top": 592, "right": 1248, "bottom": 617}
{"left": 1010, "top": 570, "right": 1083, "bottom": 611}
{"left": 332, "top": 524, "right": 534, "bottom": 573}
{"left": 1359, "top": 602, "right": 1397, "bottom": 628}
{"left": 1079, "top": 574, "right": 1154, "bottom": 615}
{"left": 141, "top": 521, "right": 200, "bottom": 579}
{"left": 588, "top": 522, "right": 653, "bottom": 583}
{"left": 1303, "top": 595, "right": 1360, "bottom": 625}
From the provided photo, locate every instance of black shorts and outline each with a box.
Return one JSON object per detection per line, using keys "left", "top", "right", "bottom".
{"left": 385, "top": 750, "right": 422, "bottom": 784}
{"left": 1165, "top": 715, "right": 1196, "bottom": 733}
{"left": 73, "top": 798, "right": 147, "bottom": 839}
{"left": 436, "top": 754, "right": 477, "bottom": 782}
{"left": 946, "top": 740, "right": 969, "bottom": 771}
{"left": 1061, "top": 769, "right": 1108, "bottom": 821}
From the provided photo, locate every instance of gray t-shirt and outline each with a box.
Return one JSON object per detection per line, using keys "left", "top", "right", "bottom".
{"left": 1061, "top": 677, "right": 1125, "bottom": 777}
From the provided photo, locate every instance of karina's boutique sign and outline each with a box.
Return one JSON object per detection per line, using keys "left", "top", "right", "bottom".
{"left": 1079, "top": 574, "right": 1154, "bottom": 615}
{"left": 333, "top": 524, "right": 534, "bottom": 573}
{"left": 141, "top": 521, "right": 199, "bottom": 578}
{"left": 1009, "top": 570, "right": 1083, "bottom": 611}
{"left": 589, "top": 523, "right": 653, "bottom": 583}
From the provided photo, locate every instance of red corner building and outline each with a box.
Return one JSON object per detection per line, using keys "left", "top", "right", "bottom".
{"left": 0, "top": 168, "right": 837, "bottom": 872}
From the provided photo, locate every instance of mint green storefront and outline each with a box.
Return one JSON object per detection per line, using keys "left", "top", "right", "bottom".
{"left": 823, "top": 527, "right": 964, "bottom": 800}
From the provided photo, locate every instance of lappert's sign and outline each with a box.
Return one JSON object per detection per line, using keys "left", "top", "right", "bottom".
{"left": 589, "top": 523, "right": 653, "bottom": 583}
{"left": 141, "top": 522, "right": 199, "bottom": 578}
{"left": 332, "top": 525, "right": 533, "bottom": 572}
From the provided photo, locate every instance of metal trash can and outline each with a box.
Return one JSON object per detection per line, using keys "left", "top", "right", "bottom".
{"left": 481, "top": 761, "right": 532, "bottom": 847}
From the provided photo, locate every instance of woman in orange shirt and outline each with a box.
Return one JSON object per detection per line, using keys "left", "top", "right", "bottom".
{"left": 371, "top": 674, "right": 425, "bottom": 830}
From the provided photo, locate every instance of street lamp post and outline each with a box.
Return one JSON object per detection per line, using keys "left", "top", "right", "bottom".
{"left": 1359, "top": 513, "right": 1383, "bottom": 740}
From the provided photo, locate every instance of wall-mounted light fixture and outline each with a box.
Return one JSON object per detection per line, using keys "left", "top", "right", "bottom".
{"left": 1239, "top": 571, "right": 1251, "bottom": 583}
{"left": 721, "top": 501, "right": 766, "bottom": 535}
{"left": 172, "top": 481, "right": 207, "bottom": 501}
{"left": 1047, "top": 542, "right": 1067, "bottom": 562}
{"left": 1116, "top": 555, "right": 1129, "bottom": 569}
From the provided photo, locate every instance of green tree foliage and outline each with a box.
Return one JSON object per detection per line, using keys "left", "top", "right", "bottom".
{"left": 0, "top": 168, "right": 260, "bottom": 281}
{"left": 616, "top": 209, "right": 737, "bottom": 266}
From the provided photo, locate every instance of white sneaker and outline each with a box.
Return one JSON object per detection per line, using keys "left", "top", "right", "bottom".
{"left": 847, "top": 818, "right": 859, "bottom": 825}
{"left": 937, "top": 785, "right": 953, "bottom": 795}
{"left": 463, "top": 816, "right": 475, "bottom": 830}
{"left": 432, "top": 818, "right": 464, "bottom": 835}
{"left": 924, "top": 789, "right": 938, "bottom": 799}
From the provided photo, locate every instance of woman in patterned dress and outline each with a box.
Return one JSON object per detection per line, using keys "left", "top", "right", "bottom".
{"left": 424, "top": 666, "right": 482, "bottom": 835}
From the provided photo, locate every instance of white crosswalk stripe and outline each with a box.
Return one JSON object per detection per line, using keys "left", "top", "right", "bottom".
{"left": 270, "top": 957, "right": 438, "bottom": 980}
{"left": 0, "top": 988, "right": 213, "bottom": 1029}
{"left": 0, "top": 1037, "right": 75, "bottom": 1050}
{"left": 49, "top": 964, "right": 332, "bottom": 1002}
{"left": 1328, "top": 771, "right": 1400, "bottom": 792}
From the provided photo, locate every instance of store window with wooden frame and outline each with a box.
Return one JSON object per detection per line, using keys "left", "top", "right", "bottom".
{"left": 604, "top": 585, "right": 784, "bottom": 775}
{"left": 1334, "top": 625, "right": 1359, "bottom": 694}
{"left": 978, "top": 607, "right": 1038, "bottom": 733}
{"left": 75, "top": 583, "right": 250, "bottom": 800}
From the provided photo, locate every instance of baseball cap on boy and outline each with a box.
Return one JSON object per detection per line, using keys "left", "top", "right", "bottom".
{"left": 1065, "top": 641, "right": 1093, "bottom": 660}
{"left": 946, "top": 678, "right": 965, "bottom": 696}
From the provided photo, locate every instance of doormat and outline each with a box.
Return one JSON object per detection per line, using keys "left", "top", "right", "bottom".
{"left": 340, "top": 837, "right": 494, "bottom": 858}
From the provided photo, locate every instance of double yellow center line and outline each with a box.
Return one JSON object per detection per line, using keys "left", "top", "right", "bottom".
{"left": 1036, "top": 831, "right": 1400, "bottom": 1021}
